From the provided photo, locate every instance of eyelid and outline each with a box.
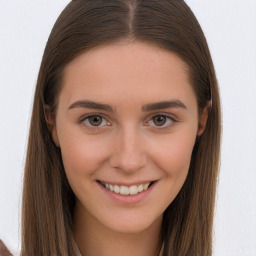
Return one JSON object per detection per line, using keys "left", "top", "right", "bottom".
{"left": 78, "top": 112, "right": 178, "bottom": 129}
{"left": 79, "top": 113, "right": 111, "bottom": 128}
{"left": 145, "top": 113, "right": 178, "bottom": 128}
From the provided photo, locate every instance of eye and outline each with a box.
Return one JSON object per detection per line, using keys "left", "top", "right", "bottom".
{"left": 148, "top": 115, "right": 174, "bottom": 127}
{"left": 82, "top": 115, "right": 109, "bottom": 127}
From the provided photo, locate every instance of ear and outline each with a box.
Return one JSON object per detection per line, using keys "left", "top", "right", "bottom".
{"left": 197, "top": 103, "right": 211, "bottom": 136}
{"left": 44, "top": 105, "right": 60, "bottom": 147}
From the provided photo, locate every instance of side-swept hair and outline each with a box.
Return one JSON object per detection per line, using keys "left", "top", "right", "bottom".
{"left": 22, "top": 1, "right": 221, "bottom": 255}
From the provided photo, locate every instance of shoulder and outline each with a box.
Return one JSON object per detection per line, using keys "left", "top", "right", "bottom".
{"left": 0, "top": 240, "right": 13, "bottom": 256}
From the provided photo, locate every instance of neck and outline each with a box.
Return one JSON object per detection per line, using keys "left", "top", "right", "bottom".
{"left": 73, "top": 202, "right": 163, "bottom": 256}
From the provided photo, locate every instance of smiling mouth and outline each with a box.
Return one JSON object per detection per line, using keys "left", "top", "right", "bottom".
{"left": 97, "top": 180, "right": 156, "bottom": 196}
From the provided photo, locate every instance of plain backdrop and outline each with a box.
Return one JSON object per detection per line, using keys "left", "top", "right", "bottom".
{"left": 0, "top": 1, "right": 256, "bottom": 255}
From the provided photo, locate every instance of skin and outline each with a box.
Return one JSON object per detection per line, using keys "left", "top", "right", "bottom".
{"left": 47, "top": 41, "right": 208, "bottom": 256}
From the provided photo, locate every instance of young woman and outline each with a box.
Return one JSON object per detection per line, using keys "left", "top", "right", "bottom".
{"left": 21, "top": 0, "right": 221, "bottom": 255}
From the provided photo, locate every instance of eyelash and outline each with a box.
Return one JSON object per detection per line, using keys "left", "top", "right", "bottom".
{"left": 79, "top": 114, "right": 111, "bottom": 129}
{"left": 146, "top": 115, "right": 176, "bottom": 128}
{"left": 79, "top": 113, "right": 177, "bottom": 130}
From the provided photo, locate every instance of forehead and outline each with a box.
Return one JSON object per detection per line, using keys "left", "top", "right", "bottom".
{"left": 60, "top": 41, "right": 196, "bottom": 109}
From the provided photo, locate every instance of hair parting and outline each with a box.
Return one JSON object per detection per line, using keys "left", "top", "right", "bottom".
{"left": 21, "top": 1, "right": 221, "bottom": 255}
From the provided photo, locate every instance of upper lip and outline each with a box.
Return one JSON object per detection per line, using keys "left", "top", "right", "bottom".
{"left": 97, "top": 179, "right": 157, "bottom": 186}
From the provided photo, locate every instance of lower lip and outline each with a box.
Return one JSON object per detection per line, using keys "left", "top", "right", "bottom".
{"left": 97, "top": 181, "right": 157, "bottom": 204}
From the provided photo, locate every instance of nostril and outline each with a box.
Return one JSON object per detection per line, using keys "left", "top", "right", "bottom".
{"left": 110, "top": 152, "right": 147, "bottom": 173}
{"left": 109, "top": 133, "right": 147, "bottom": 172}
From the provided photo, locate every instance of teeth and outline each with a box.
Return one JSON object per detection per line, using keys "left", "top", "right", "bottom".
{"left": 101, "top": 181, "right": 152, "bottom": 195}
{"left": 129, "top": 185, "right": 138, "bottom": 195}
{"left": 143, "top": 183, "right": 150, "bottom": 190}
{"left": 114, "top": 185, "right": 120, "bottom": 193}
{"left": 138, "top": 184, "right": 144, "bottom": 192}
{"left": 120, "top": 186, "right": 129, "bottom": 195}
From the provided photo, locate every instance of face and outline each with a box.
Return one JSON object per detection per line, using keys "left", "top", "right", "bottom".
{"left": 49, "top": 41, "right": 205, "bottom": 234}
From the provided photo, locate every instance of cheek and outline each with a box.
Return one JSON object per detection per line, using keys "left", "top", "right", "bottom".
{"left": 58, "top": 128, "right": 110, "bottom": 183}
{"left": 150, "top": 129, "right": 196, "bottom": 177}
{"left": 149, "top": 130, "right": 197, "bottom": 208}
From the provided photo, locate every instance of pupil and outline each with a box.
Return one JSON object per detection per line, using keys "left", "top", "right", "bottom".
{"left": 153, "top": 115, "right": 166, "bottom": 126}
{"left": 89, "top": 116, "right": 102, "bottom": 126}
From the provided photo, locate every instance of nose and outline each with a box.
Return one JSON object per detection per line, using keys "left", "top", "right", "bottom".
{"left": 109, "top": 126, "right": 147, "bottom": 173}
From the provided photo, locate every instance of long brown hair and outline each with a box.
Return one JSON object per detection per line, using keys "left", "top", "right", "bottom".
{"left": 21, "top": 0, "right": 221, "bottom": 255}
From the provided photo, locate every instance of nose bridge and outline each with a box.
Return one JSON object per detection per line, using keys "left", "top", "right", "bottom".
{"left": 110, "top": 124, "right": 147, "bottom": 173}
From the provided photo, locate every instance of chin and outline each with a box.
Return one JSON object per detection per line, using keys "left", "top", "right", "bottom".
{"left": 100, "top": 211, "right": 163, "bottom": 234}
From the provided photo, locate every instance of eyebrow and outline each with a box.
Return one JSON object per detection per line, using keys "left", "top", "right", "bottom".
{"left": 68, "top": 100, "right": 114, "bottom": 112}
{"left": 68, "top": 99, "right": 187, "bottom": 112}
{"left": 141, "top": 100, "right": 187, "bottom": 111}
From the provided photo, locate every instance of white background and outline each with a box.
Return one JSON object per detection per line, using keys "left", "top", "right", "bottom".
{"left": 0, "top": 1, "right": 256, "bottom": 255}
